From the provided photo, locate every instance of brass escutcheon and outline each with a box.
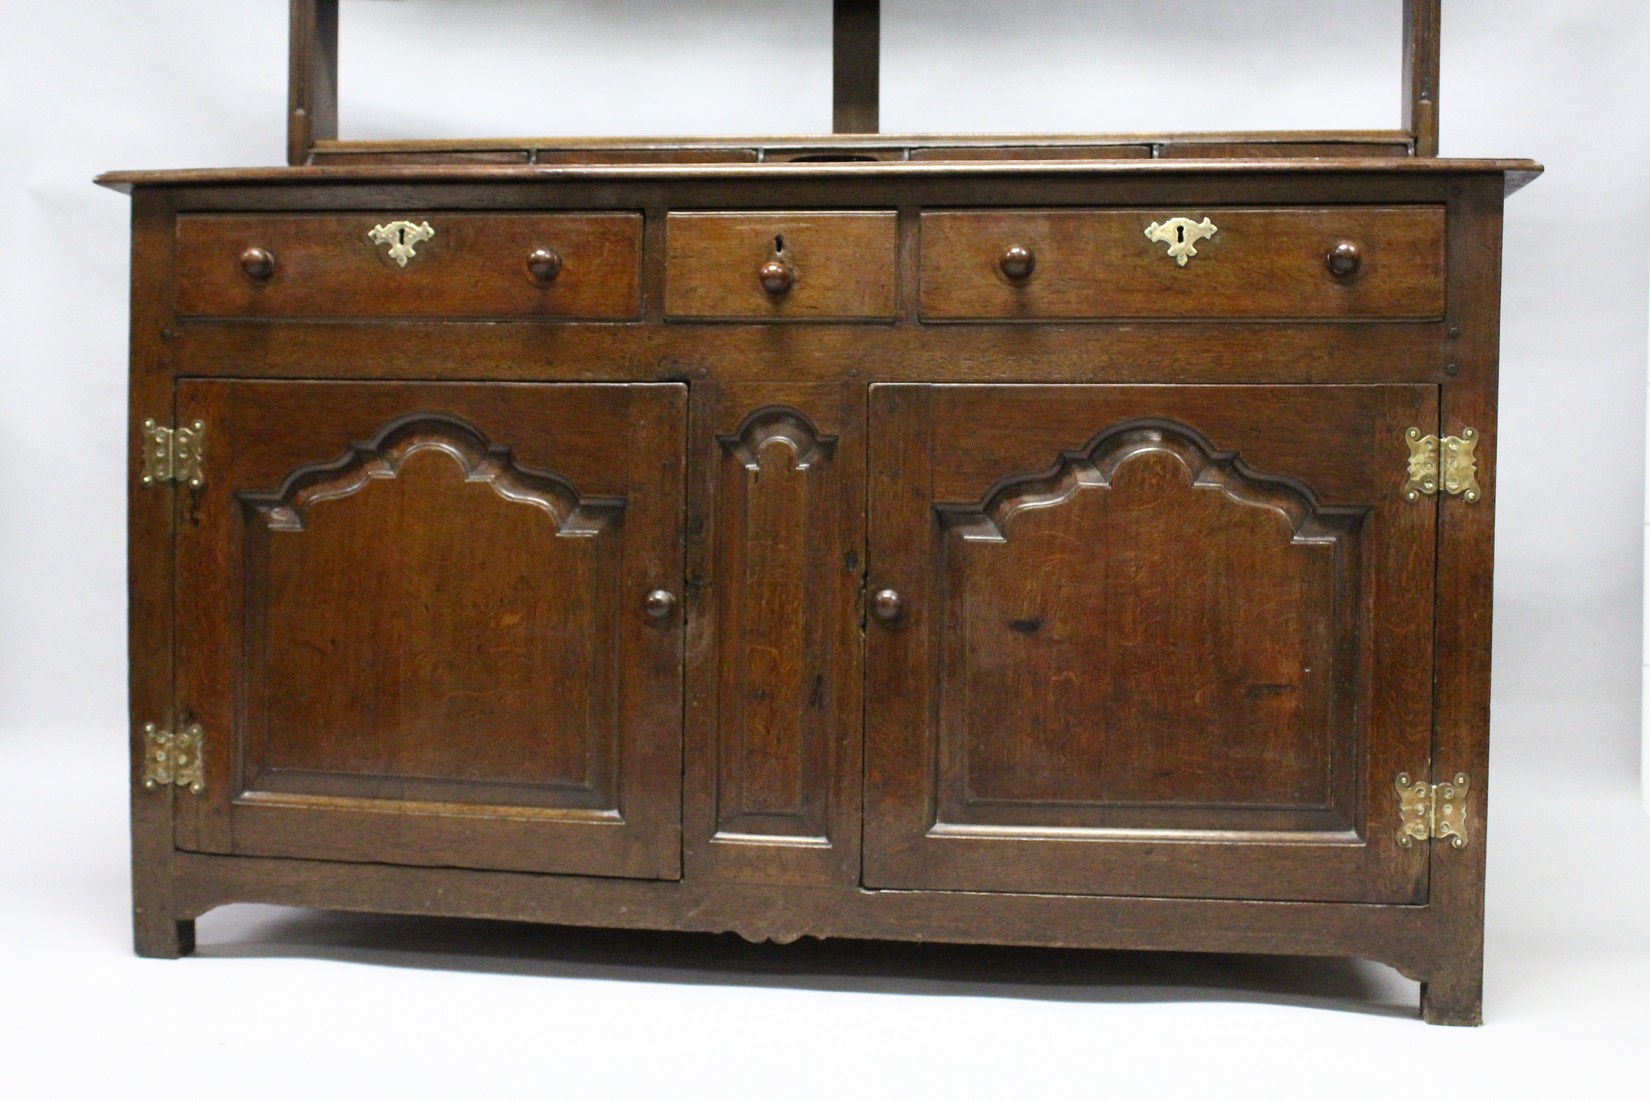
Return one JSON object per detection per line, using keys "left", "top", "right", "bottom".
{"left": 368, "top": 220, "right": 436, "bottom": 267}
{"left": 1144, "top": 217, "right": 1218, "bottom": 266}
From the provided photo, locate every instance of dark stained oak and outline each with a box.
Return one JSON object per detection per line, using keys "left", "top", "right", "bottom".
{"left": 1404, "top": 0, "right": 1443, "bottom": 157}
{"left": 172, "top": 381, "right": 686, "bottom": 879}
{"left": 293, "top": 137, "right": 1418, "bottom": 168}
{"left": 287, "top": 0, "right": 337, "bottom": 166}
{"left": 689, "top": 383, "right": 866, "bottom": 887}
{"left": 533, "top": 147, "right": 761, "bottom": 165}
{"left": 1419, "top": 173, "right": 1508, "bottom": 1026}
{"left": 96, "top": 159, "right": 1545, "bottom": 198}
{"left": 664, "top": 212, "right": 897, "bottom": 320}
{"left": 909, "top": 144, "right": 1153, "bottom": 161}
{"left": 170, "top": 848, "right": 1443, "bottom": 969}
{"left": 113, "top": 0, "right": 1531, "bottom": 1026}
{"left": 865, "top": 384, "right": 1436, "bottom": 903}
{"left": 1158, "top": 141, "right": 1412, "bottom": 159}
{"left": 713, "top": 406, "right": 837, "bottom": 839}
{"left": 175, "top": 213, "right": 642, "bottom": 319}
{"left": 128, "top": 190, "right": 193, "bottom": 958}
{"left": 936, "top": 437, "right": 1350, "bottom": 814}
{"left": 919, "top": 207, "right": 1446, "bottom": 321}
{"left": 110, "top": 164, "right": 1530, "bottom": 1023}
{"left": 313, "top": 149, "right": 536, "bottom": 166}
{"left": 248, "top": 421, "right": 622, "bottom": 802}
{"left": 833, "top": 0, "right": 880, "bottom": 135}
{"left": 165, "top": 316, "right": 1454, "bottom": 386}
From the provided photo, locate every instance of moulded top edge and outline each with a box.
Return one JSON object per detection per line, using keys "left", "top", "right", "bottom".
{"left": 96, "top": 157, "right": 1545, "bottom": 197}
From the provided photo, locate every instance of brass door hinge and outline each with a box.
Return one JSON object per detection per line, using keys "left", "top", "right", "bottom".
{"left": 1395, "top": 772, "right": 1469, "bottom": 848}
{"left": 1404, "top": 427, "right": 1479, "bottom": 503}
{"left": 140, "top": 419, "right": 206, "bottom": 489}
{"left": 142, "top": 722, "right": 205, "bottom": 795}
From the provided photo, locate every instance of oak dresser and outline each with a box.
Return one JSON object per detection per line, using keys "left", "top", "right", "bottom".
{"left": 101, "top": 0, "right": 1539, "bottom": 1024}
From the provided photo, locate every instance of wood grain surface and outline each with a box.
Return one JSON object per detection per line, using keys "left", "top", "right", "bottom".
{"left": 919, "top": 207, "right": 1446, "bottom": 320}
{"left": 864, "top": 383, "right": 1438, "bottom": 903}
{"left": 689, "top": 383, "right": 866, "bottom": 887}
{"left": 175, "top": 213, "right": 642, "bottom": 319}
{"left": 171, "top": 381, "right": 685, "bottom": 879}
{"left": 665, "top": 212, "right": 897, "bottom": 320}
{"left": 116, "top": 159, "right": 1526, "bottom": 1025}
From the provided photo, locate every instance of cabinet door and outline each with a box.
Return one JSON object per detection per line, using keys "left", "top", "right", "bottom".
{"left": 866, "top": 384, "right": 1436, "bottom": 903}
{"left": 172, "top": 381, "right": 685, "bottom": 879}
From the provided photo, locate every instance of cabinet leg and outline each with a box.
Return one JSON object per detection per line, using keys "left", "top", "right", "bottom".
{"left": 1420, "top": 963, "right": 1483, "bottom": 1026}
{"left": 135, "top": 912, "right": 196, "bottom": 959}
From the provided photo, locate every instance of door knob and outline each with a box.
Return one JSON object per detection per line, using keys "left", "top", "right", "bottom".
{"left": 644, "top": 588, "right": 677, "bottom": 619}
{"left": 870, "top": 588, "right": 905, "bottom": 625}
{"left": 1326, "top": 240, "right": 1362, "bottom": 279}
{"left": 758, "top": 259, "right": 795, "bottom": 295}
{"left": 998, "top": 245, "right": 1036, "bottom": 281}
{"left": 526, "top": 248, "right": 563, "bottom": 282}
{"left": 240, "top": 247, "right": 276, "bottom": 281}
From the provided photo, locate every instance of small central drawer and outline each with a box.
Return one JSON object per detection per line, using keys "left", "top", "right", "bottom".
{"left": 919, "top": 207, "right": 1446, "bottom": 321}
{"left": 174, "top": 212, "right": 642, "bottom": 319}
{"left": 665, "top": 212, "right": 897, "bottom": 321}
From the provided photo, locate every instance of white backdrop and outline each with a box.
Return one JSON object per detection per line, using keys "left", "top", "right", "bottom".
{"left": 2, "top": 2, "right": 1647, "bottom": 1094}
{"left": 2, "top": 0, "right": 1645, "bottom": 791}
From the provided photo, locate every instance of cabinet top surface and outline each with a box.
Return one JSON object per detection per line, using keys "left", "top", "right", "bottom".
{"left": 97, "top": 156, "right": 1544, "bottom": 196}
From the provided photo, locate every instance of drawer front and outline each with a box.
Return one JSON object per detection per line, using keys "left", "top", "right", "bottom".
{"left": 665, "top": 212, "right": 897, "bottom": 320}
{"left": 175, "top": 213, "right": 642, "bottom": 319}
{"left": 920, "top": 207, "right": 1446, "bottom": 321}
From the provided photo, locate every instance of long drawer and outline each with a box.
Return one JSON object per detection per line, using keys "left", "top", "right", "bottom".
{"left": 919, "top": 207, "right": 1446, "bottom": 321}
{"left": 174, "top": 213, "right": 643, "bottom": 319}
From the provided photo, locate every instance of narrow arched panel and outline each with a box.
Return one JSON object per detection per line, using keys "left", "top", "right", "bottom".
{"left": 693, "top": 383, "right": 866, "bottom": 889}
{"left": 714, "top": 406, "right": 838, "bottom": 836}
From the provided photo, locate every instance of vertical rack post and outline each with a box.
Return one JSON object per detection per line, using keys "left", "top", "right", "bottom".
{"left": 1403, "top": 0, "right": 1442, "bottom": 156}
{"left": 833, "top": 0, "right": 880, "bottom": 134}
{"left": 288, "top": 0, "right": 340, "bottom": 165}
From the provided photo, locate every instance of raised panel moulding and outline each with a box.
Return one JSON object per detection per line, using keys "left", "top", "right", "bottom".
{"left": 242, "top": 412, "right": 623, "bottom": 535}
{"left": 935, "top": 419, "right": 1366, "bottom": 820}
{"left": 714, "top": 406, "right": 840, "bottom": 840}
{"left": 239, "top": 412, "right": 627, "bottom": 803}
{"left": 938, "top": 419, "right": 1351, "bottom": 547}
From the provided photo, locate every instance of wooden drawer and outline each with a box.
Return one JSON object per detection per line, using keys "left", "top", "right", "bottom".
{"left": 665, "top": 212, "right": 897, "bottom": 320}
{"left": 174, "top": 213, "right": 642, "bottom": 319}
{"left": 919, "top": 207, "right": 1446, "bottom": 321}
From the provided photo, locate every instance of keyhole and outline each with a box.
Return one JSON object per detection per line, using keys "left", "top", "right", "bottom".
{"left": 774, "top": 234, "right": 786, "bottom": 253}
{"left": 1176, "top": 224, "right": 1185, "bottom": 244}
{"left": 397, "top": 226, "right": 408, "bottom": 246}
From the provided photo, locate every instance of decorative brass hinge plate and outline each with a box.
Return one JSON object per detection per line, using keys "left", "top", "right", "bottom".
{"left": 142, "top": 722, "right": 205, "bottom": 795}
{"left": 140, "top": 419, "right": 206, "bottom": 489}
{"left": 1396, "top": 772, "right": 1469, "bottom": 848}
{"left": 1404, "top": 427, "right": 1480, "bottom": 503}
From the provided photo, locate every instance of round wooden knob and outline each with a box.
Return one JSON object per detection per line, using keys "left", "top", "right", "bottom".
{"left": 758, "top": 260, "right": 795, "bottom": 295}
{"left": 527, "top": 248, "right": 563, "bottom": 282}
{"left": 644, "top": 588, "right": 676, "bottom": 620}
{"left": 870, "top": 588, "right": 905, "bottom": 624}
{"left": 1326, "top": 240, "right": 1362, "bottom": 279}
{"left": 240, "top": 247, "right": 276, "bottom": 281}
{"left": 999, "top": 245, "right": 1036, "bottom": 281}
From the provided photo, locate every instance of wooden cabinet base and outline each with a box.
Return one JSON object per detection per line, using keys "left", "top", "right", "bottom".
{"left": 157, "top": 852, "right": 1479, "bottom": 1020}
{"left": 106, "top": 158, "right": 1535, "bottom": 1025}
